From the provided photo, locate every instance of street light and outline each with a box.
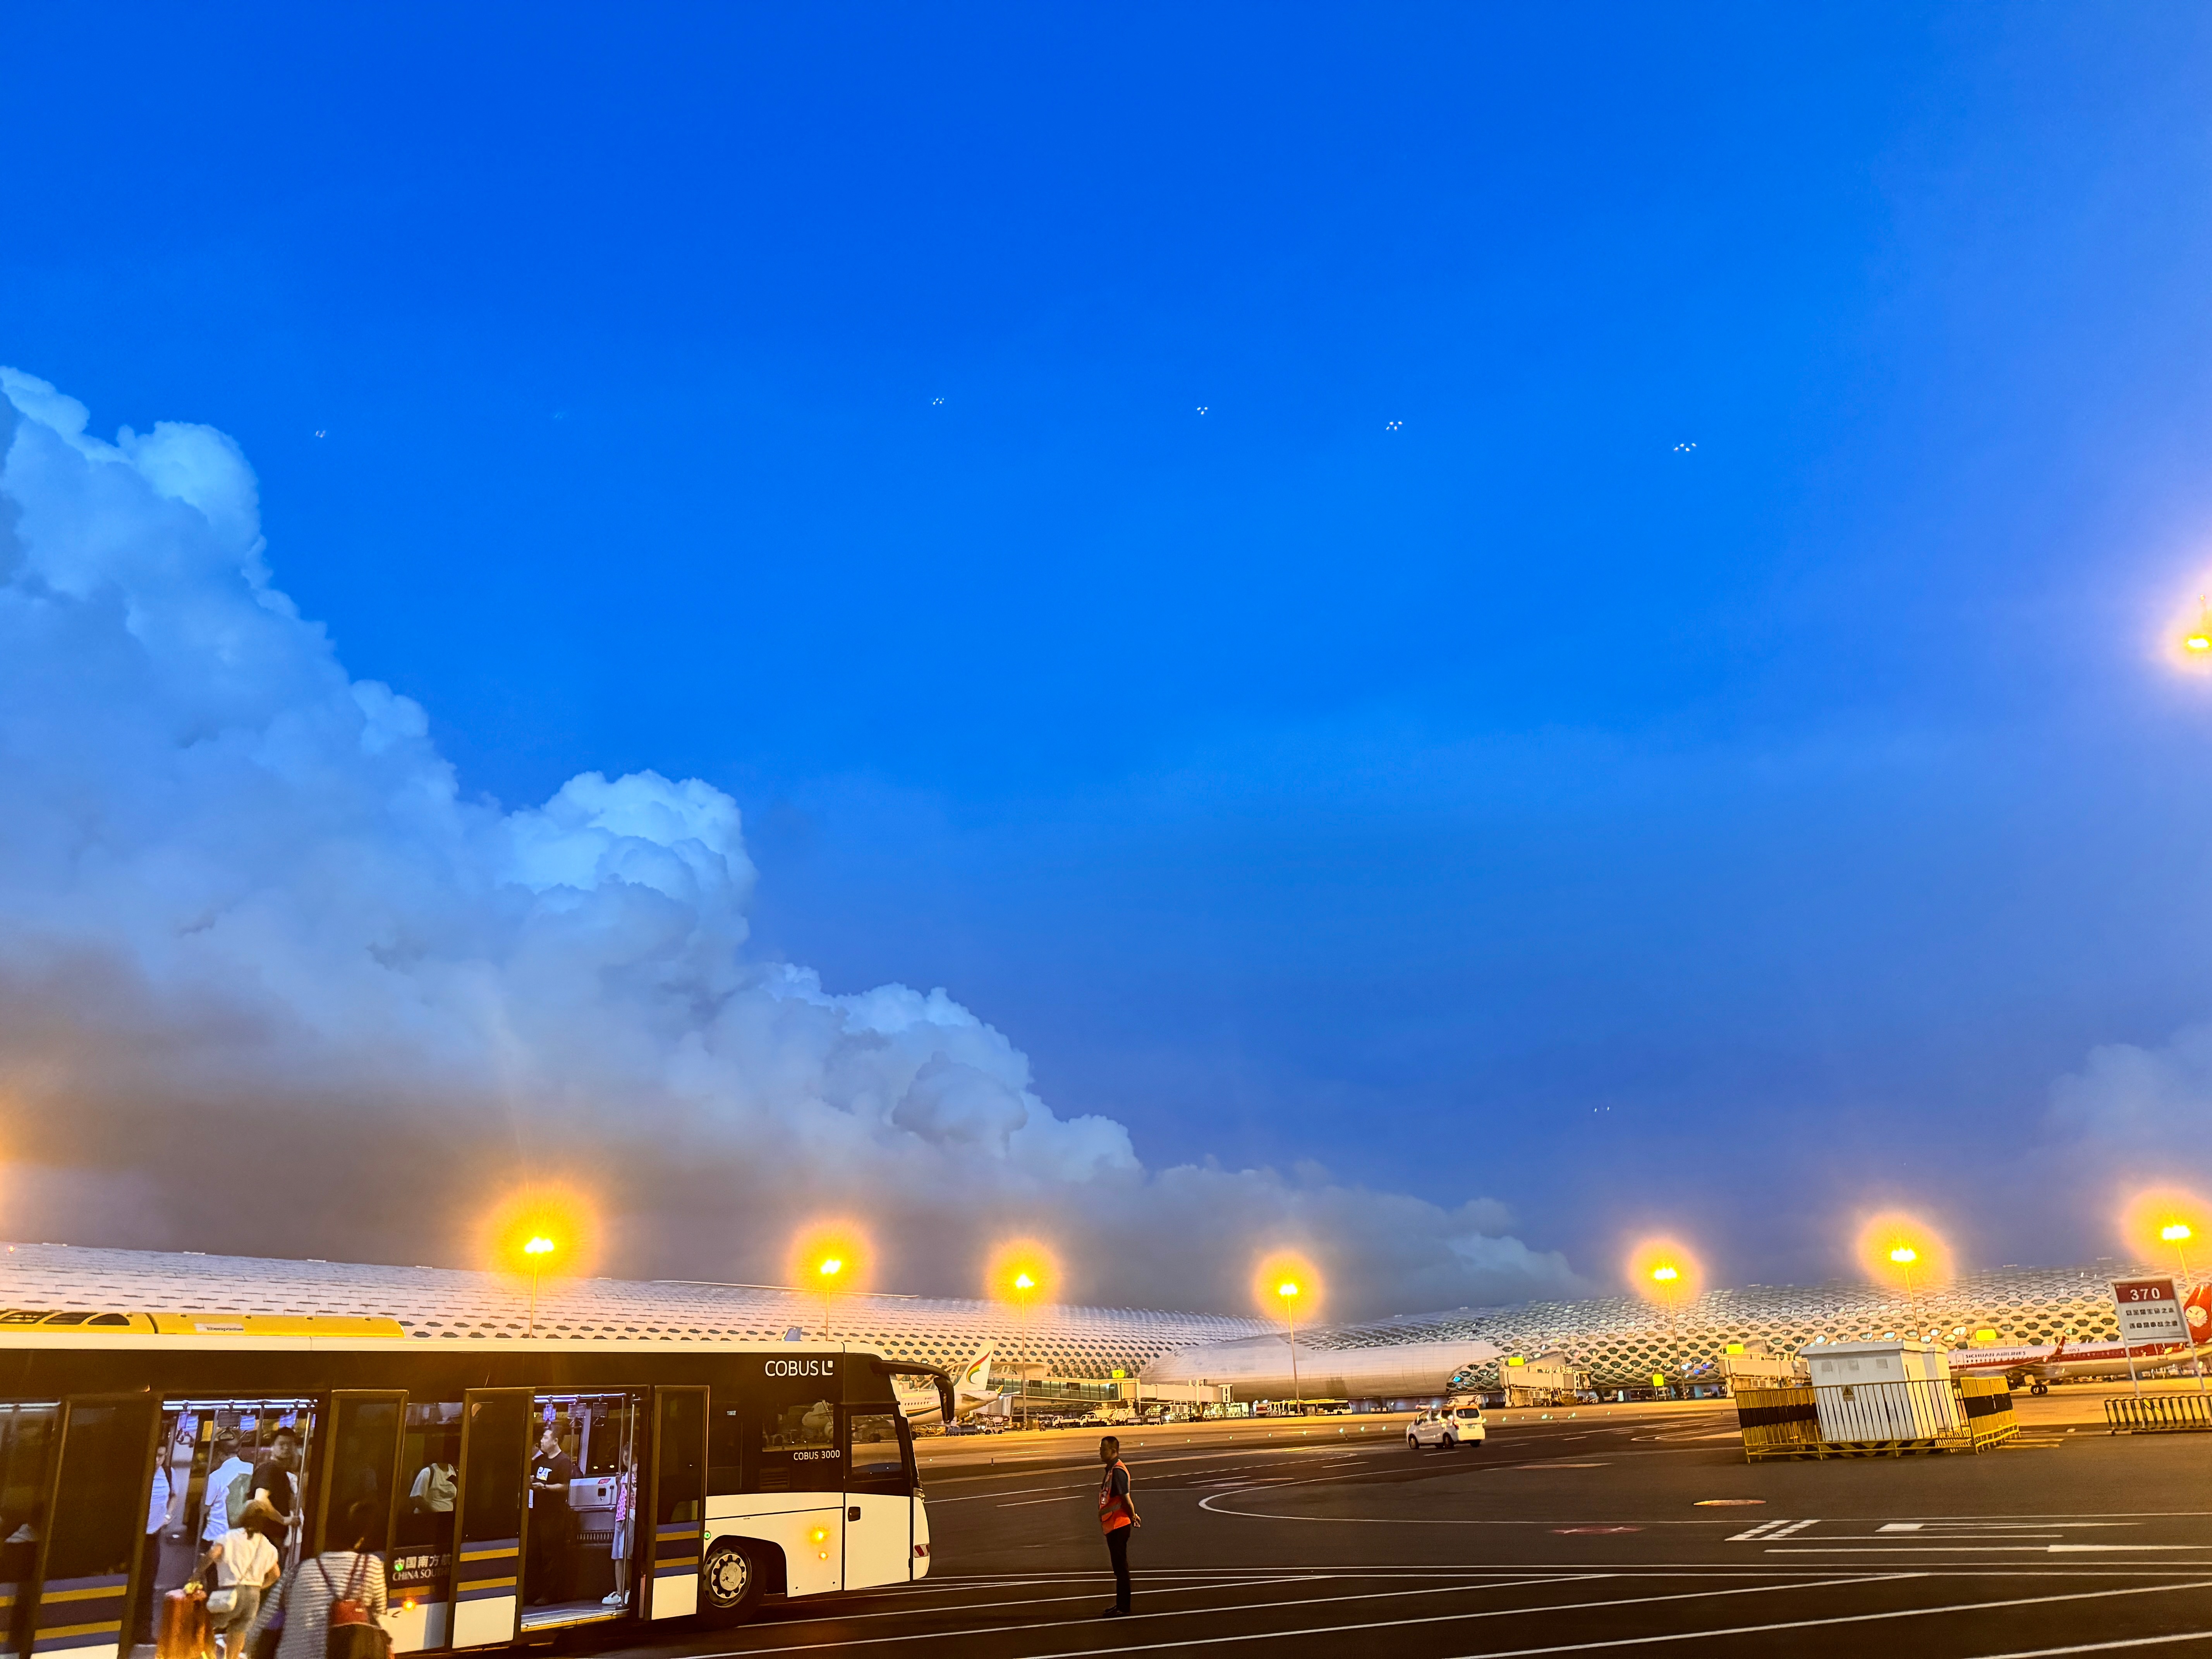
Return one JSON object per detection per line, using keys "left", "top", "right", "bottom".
{"left": 1889, "top": 1245, "right": 1923, "bottom": 1333}
{"left": 816, "top": 1255, "right": 843, "bottom": 1341}
{"left": 1650, "top": 1264, "right": 1683, "bottom": 1395}
{"left": 1277, "top": 1281, "right": 1304, "bottom": 1415}
{"left": 523, "top": 1235, "right": 555, "bottom": 1336}
{"left": 1009, "top": 1267, "right": 1042, "bottom": 1429}
{"left": 2161, "top": 1223, "right": 2209, "bottom": 1397}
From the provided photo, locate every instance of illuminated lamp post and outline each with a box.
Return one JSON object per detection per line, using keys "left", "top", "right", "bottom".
{"left": 1012, "top": 1270, "right": 1039, "bottom": 1429}
{"left": 1889, "top": 1246, "right": 1924, "bottom": 1337}
{"left": 523, "top": 1235, "right": 555, "bottom": 1336}
{"left": 2162, "top": 1223, "right": 2209, "bottom": 1397}
{"left": 1651, "top": 1265, "right": 1682, "bottom": 1396}
{"left": 816, "top": 1256, "right": 843, "bottom": 1341}
{"left": 1277, "top": 1281, "right": 1304, "bottom": 1415}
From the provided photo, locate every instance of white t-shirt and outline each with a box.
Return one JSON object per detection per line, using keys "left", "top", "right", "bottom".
{"left": 202, "top": 1458, "right": 254, "bottom": 1542}
{"left": 409, "top": 1464, "right": 457, "bottom": 1513}
{"left": 213, "top": 1526, "right": 278, "bottom": 1589}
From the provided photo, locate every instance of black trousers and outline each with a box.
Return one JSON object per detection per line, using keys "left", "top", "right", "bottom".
{"left": 1104, "top": 1525, "right": 1131, "bottom": 1611}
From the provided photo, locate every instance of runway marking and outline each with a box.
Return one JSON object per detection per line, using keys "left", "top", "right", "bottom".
{"left": 1769, "top": 1519, "right": 1820, "bottom": 1539}
{"left": 1426, "top": 1574, "right": 2212, "bottom": 1657}
{"left": 900, "top": 1572, "right": 1899, "bottom": 1659}
{"left": 1729, "top": 1521, "right": 1782, "bottom": 1542}
{"left": 1515, "top": 1463, "right": 1608, "bottom": 1470}
{"left": 997, "top": 1495, "right": 1083, "bottom": 1507}
{"left": 734, "top": 1575, "right": 1331, "bottom": 1630}
{"left": 1774, "top": 1546, "right": 2207, "bottom": 1555}
{"left": 1967, "top": 1632, "right": 2212, "bottom": 1657}
{"left": 681, "top": 1572, "right": 1600, "bottom": 1654}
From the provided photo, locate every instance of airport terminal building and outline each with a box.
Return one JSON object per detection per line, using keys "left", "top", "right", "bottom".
{"left": 1146, "top": 1262, "right": 2163, "bottom": 1398}
{"left": 0, "top": 1243, "right": 1271, "bottom": 1380}
{"left": 0, "top": 1245, "right": 2164, "bottom": 1401}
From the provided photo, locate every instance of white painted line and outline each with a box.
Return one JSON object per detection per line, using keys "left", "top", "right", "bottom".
{"left": 1769, "top": 1519, "right": 1820, "bottom": 1539}
{"left": 996, "top": 1494, "right": 1082, "bottom": 1507}
{"left": 917, "top": 1572, "right": 1901, "bottom": 1659}
{"left": 677, "top": 1571, "right": 1604, "bottom": 1655}
{"left": 1728, "top": 1521, "right": 1789, "bottom": 1542}
{"left": 1772, "top": 1546, "right": 2207, "bottom": 1555}
{"left": 1880, "top": 1522, "right": 1921, "bottom": 1532}
{"left": 1428, "top": 1578, "right": 2212, "bottom": 1659}
{"left": 1967, "top": 1631, "right": 2212, "bottom": 1657}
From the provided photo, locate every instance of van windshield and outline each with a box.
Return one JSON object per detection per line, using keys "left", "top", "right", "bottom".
{"left": 1454, "top": 1408, "right": 1482, "bottom": 1419}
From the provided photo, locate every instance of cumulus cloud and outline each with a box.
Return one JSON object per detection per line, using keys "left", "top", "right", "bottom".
{"left": 0, "top": 369, "right": 1579, "bottom": 1317}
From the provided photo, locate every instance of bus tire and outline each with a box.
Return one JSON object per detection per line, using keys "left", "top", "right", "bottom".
{"left": 698, "top": 1539, "right": 768, "bottom": 1626}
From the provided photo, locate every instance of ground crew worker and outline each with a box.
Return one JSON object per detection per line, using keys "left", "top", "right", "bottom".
{"left": 1096, "top": 1435, "right": 1139, "bottom": 1617}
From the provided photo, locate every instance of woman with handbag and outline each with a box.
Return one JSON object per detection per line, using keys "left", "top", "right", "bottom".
{"left": 250, "top": 1500, "right": 390, "bottom": 1659}
{"left": 200, "top": 1498, "right": 285, "bottom": 1658}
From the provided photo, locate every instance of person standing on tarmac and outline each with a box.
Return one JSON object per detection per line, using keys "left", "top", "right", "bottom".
{"left": 1096, "top": 1436, "right": 1139, "bottom": 1618}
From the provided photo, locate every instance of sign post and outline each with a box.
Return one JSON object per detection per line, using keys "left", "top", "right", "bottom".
{"left": 2111, "top": 1276, "right": 2190, "bottom": 1401}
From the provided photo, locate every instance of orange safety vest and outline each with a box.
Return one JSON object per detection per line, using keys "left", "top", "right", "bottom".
{"left": 1098, "top": 1459, "right": 1135, "bottom": 1534}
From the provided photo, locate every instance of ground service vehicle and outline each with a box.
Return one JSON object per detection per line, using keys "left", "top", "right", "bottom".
{"left": 0, "top": 1312, "right": 954, "bottom": 1659}
{"left": 1406, "top": 1405, "right": 1486, "bottom": 1451}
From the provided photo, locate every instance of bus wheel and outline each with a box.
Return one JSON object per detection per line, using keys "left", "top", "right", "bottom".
{"left": 698, "top": 1539, "right": 767, "bottom": 1625}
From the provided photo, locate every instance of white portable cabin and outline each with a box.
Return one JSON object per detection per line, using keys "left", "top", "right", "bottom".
{"left": 1800, "top": 1339, "right": 1961, "bottom": 1441}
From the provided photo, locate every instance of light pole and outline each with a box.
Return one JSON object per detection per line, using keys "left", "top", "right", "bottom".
{"left": 1651, "top": 1265, "right": 1681, "bottom": 1397}
{"left": 523, "top": 1235, "right": 555, "bottom": 1336}
{"left": 1889, "top": 1245, "right": 1923, "bottom": 1337}
{"left": 1277, "top": 1281, "right": 1303, "bottom": 1415}
{"left": 817, "top": 1256, "right": 842, "bottom": 1341}
{"left": 1012, "top": 1270, "right": 1039, "bottom": 1429}
{"left": 2162, "top": 1223, "right": 2209, "bottom": 1397}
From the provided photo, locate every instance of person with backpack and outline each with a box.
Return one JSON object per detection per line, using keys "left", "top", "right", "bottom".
{"left": 252, "top": 1499, "right": 389, "bottom": 1659}
{"left": 1095, "top": 1436, "right": 1139, "bottom": 1618}
{"left": 202, "top": 1435, "right": 252, "bottom": 1548}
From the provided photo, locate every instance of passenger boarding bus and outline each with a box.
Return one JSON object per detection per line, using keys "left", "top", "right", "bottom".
{"left": 0, "top": 1310, "right": 954, "bottom": 1659}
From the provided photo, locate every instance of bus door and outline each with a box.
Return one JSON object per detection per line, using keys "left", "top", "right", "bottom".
{"left": 0, "top": 1405, "right": 58, "bottom": 1659}
{"left": 839, "top": 1407, "right": 912, "bottom": 1590}
{"left": 642, "top": 1389, "right": 704, "bottom": 1622}
{"left": 311, "top": 1394, "right": 403, "bottom": 1558}
{"left": 448, "top": 1390, "right": 530, "bottom": 1650}
{"left": 26, "top": 1397, "right": 159, "bottom": 1659}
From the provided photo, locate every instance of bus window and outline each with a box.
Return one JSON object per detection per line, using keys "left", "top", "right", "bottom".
{"left": 842, "top": 1413, "right": 905, "bottom": 1495}
{"left": 755, "top": 1381, "right": 839, "bottom": 1493}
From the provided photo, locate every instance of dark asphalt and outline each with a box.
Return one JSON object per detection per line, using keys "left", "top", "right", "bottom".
{"left": 599, "top": 1405, "right": 2212, "bottom": 1657}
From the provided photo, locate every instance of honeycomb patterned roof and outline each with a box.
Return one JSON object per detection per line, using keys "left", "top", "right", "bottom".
{"left": 0, "top": 1243, "right": 1270, "bottom": 1382}
{"left": 1292, "top": 1261, "right": 2161, "bottom": 1388}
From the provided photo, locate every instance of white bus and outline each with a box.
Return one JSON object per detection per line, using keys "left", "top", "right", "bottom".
{"left": 0, "top": 1310, "right": 953, "bottom": 1659}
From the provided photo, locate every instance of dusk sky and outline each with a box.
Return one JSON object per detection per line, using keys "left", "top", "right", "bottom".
{"left": 9, "top": 5, "right": 2212, "bottom": 1313}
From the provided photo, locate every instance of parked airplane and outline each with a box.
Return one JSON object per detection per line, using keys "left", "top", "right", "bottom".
{"left": 1948, "top": 1283, "right": 2212, "bottom": 1393}
{"left": 892, "top": 1341, "right": 1000, "bottom": 1425}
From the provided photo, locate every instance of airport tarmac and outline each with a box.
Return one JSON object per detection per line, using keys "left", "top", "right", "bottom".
{"left": 597, "top": 1383, "right": 2212, "bottom": 1657}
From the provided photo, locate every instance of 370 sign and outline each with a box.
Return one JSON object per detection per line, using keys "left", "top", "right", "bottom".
{"left": 2111, "top": 1276, "right": 2189, "bottom": 1344}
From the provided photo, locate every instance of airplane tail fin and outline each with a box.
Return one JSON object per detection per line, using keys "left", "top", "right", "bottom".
{"left": 957, "top": 1340, "right": 997, "bottom": 1393}
{"left": 2186, "top": 1282, "right": 2212, "bottom": 1345}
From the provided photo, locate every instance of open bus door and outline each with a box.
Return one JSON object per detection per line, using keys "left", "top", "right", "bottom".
{"left": 643, "top": 1389, "right": 704, "bottom": 1622}
{"left": 26, "top": 1398, "right": 159, "bottom": 1659}
{"left": 449, "top": 1390, "right": 530, "bottom": 1650}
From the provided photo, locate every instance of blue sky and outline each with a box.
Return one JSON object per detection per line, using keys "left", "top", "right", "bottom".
{"left": 10, "top": 4, "right": 2212, "bottom": 1300}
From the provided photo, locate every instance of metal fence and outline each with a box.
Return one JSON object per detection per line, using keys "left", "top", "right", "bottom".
{"left": 2105, "top": 1393, "right": 2212, "bottom": 1433}
{"left": 1736, "top": 1374, "right": 2016, "bottom": 1460}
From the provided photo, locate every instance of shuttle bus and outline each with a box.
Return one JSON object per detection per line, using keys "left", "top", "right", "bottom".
{"left": 0, "top": 1309, "right": 954, "bottom": 1659}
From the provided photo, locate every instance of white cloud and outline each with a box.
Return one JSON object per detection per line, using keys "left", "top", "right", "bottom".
{"left": 0, "top": 369, "right": 1580, "bottom": 1317}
